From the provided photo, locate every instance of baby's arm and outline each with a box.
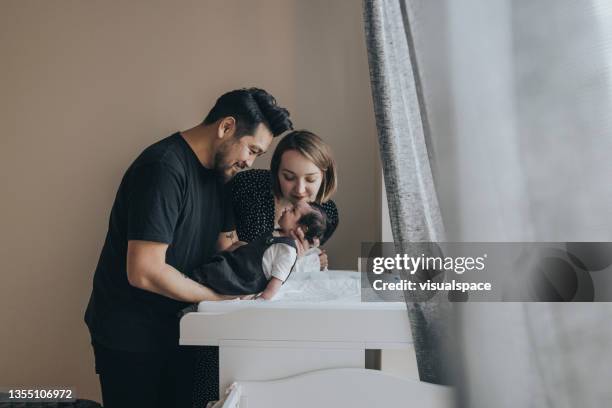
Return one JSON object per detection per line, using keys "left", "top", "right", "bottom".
{"left": 258, "top": 242, "right": 297, "bottom": 300}
{"left": 259, "top": 277, "right": 283, "bottom": 300}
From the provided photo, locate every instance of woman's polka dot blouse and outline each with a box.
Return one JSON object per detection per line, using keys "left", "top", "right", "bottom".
{"left": 229, "top": 169, "right": 339, "bottom": 244}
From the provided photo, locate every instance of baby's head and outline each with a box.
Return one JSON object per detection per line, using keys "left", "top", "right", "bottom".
{"left": 278, "top": 202, "right": 327, "bottom": 245}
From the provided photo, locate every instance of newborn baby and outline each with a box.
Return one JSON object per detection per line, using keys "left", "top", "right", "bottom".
{"left": 193, "top": 202, "right": 327, "bottom": 300}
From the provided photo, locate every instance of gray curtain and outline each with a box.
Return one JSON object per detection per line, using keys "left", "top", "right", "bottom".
{"left": 447, "top": 1, "right": 612, "bottom": 406}
{"left": 364, "top": 0, "right": 612, "bottom": 405}
{"left": 363, "top": 0, "right": 453, "bottom": 385}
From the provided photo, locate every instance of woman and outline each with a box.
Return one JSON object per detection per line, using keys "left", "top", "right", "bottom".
{"left": 221, "top": 129, "right": 339, "bottom": 269}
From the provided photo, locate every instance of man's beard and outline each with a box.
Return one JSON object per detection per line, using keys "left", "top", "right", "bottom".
{"left": 213, "top": 153, "right": 232, "bottom": 183}
{"left": 213, "top": 140, "right": 240, "bottom": 183}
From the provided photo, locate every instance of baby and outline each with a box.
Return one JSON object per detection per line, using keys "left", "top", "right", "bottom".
{"left": 192, "top": 202, "right": 327, "bottom": 300}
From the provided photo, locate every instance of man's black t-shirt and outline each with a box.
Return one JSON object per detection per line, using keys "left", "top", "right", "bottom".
{"left": 85, "top": 132, "right": 233, "bottom": 352}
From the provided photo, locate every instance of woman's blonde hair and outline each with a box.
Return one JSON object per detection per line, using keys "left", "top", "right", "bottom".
{"left": 270, "top": 130, "right": 337, "bottom": 203}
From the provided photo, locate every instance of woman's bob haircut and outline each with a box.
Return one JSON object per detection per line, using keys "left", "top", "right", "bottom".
{"left": 270, "top": 130, "right": 337, "bottom": 203}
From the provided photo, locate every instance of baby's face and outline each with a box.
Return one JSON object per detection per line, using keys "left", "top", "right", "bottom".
{"left": 278, "top": 202, "right": 312, "bottom": 233}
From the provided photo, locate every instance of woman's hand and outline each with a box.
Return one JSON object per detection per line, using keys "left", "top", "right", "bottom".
{"left": 290, "top": 227, "right": 319, "bottom": 257}
{"left": 319, "top": 249, "right": 328, "bottom": 271}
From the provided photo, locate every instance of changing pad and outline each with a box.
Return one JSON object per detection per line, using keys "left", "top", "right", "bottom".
{"left": 196, "top": 270, "right": 408, "bottom": 313}
{"left": 197, "top": 270, "right": 373, "bottom": 312}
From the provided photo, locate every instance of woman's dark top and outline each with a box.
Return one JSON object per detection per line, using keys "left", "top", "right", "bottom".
{"left": 228, "top": 169, "right": 339, "bottom": 245}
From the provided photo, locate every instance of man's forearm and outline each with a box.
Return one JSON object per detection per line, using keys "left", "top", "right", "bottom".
{"left": 130, "top": 263, "right": 225, "bottom": 303}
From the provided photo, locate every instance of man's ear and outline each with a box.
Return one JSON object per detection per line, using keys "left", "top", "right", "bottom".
{"left": 217, "top": 117, "right": 237, "bottom": 139}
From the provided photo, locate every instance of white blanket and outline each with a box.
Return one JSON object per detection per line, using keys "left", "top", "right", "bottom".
{"left": 273, "top": 270, "right": 361, "bottom": 302}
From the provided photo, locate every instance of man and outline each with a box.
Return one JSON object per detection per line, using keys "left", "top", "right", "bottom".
{"left": 84, "top": 88, "right": 293, "bottom": 407}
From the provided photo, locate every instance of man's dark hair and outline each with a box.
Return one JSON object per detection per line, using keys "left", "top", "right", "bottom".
{"left": 203, "top": 88, "right": 293, "bottom": 137}
{"left": 298, "top": 203, "right": 328, "bottom": 245}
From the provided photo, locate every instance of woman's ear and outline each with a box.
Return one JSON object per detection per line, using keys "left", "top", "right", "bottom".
{"left": 217, "top": 117, "right": 237, "bottom": 139}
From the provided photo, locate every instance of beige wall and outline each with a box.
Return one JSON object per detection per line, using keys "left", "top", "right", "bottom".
{"left": 0, "top": 0, "right": 379, "bottom": 402}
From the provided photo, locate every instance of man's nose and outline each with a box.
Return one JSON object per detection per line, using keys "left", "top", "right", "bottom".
{"left": 246, "top": 156, "right": 256, "bottom": 168}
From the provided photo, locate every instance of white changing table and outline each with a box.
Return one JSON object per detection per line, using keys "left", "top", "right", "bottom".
{"left": 179, "top": 271, "right": 412, "bottom": 395}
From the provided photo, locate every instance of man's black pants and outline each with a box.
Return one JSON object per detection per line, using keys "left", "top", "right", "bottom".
{"left": 92, "top": 342, "right": 218, "bottom": 408}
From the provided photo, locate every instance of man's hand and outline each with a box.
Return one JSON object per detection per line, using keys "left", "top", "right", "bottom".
{"left": 226, "top": 241, "right": 248, "bottom": 252}
{"left": 216, "top": 230, "right": 238, "bottom": 251}
{"left": 212, "top": 293, "right": 242, "bottom": 301}
{"left": 290, "top": 227, "right": 320, "bottom": 258}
